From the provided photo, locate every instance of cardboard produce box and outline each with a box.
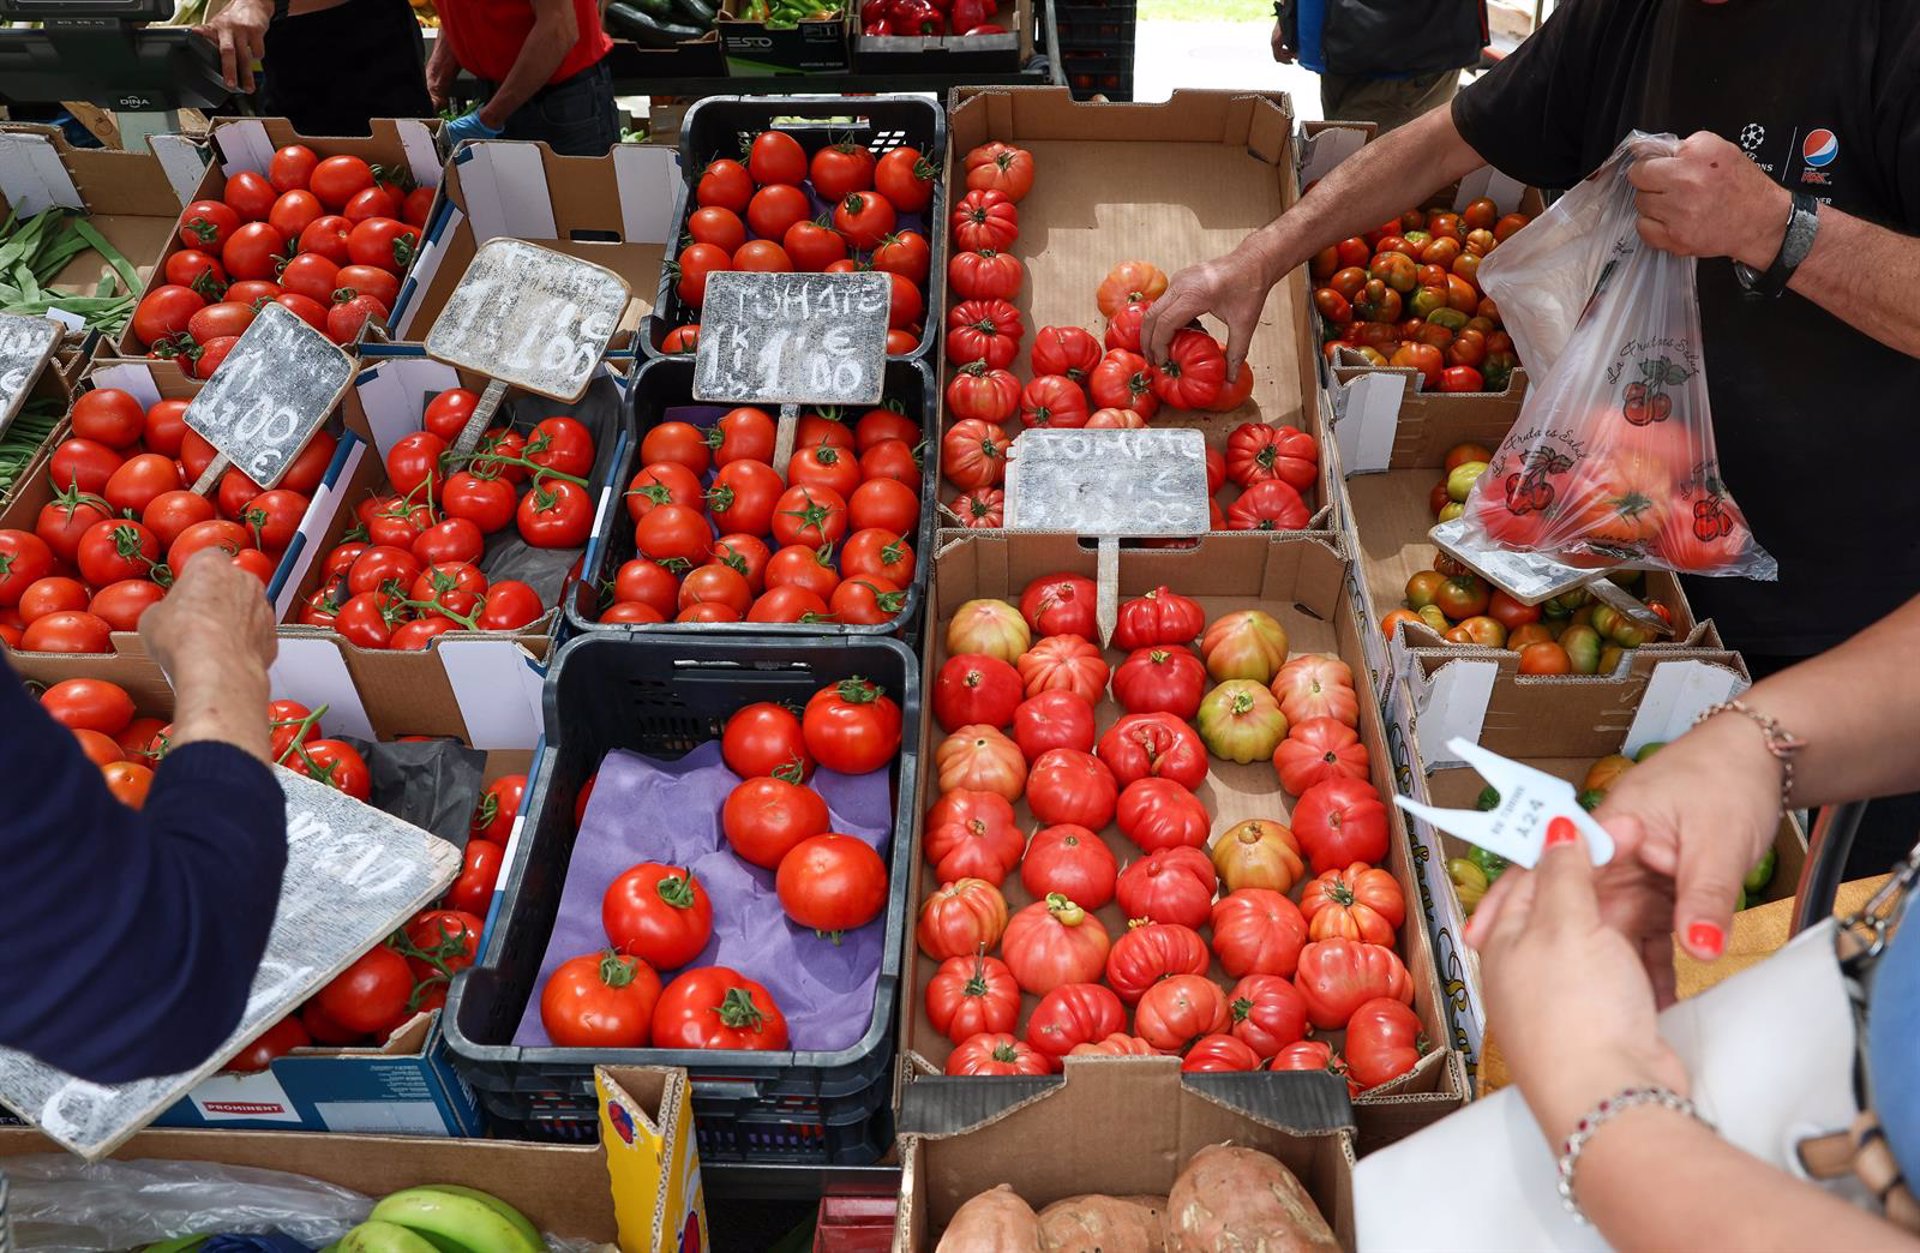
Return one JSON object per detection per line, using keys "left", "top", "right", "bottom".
{"left": 896, "top": 1056, "right": 1356, "bottom": 1250}
{"left": 390, "top": 139, "right": 675, "bottom": 355}
{"left": 0, "top": 359, "right": 376, "bottom": 667}
{"left": 1381, "top": 647, "right": 1808, "bottom": 1063}
{"left": 1297, "top": 119, "right": 1542, "bottom": 402}
{"left": 0, "top": 645, "right": 530, "bottom": 1134}
{"left": 717, "top": 0, "right": 853, "bottom": 74}
{"left": 901, "top": 532, "right": 1467, "bottom": 1153}
{"left": 108, "top": 117, "right": 444, "bottom": 361}
{"left": 0, "top": 1122, "right": 618, "bottom": 1242}
{"left": 1327, "top": 382, "right": 1719, "bottom": 701}
{"left": 273, "top": 350, "right": 635, "bottom": 750}
{"left": 0, "top": 125, "right": 189, "bottom": 386}
{"left": 855, "top": 0, "right": 1031, "bottom": 73}
{"left": 935, "top": 88, "right": 1334, "bottom": 537}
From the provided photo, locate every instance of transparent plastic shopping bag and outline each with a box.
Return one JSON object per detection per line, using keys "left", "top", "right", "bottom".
{"left": 1458, "top": 132, "right": 1777, "bottom": 579}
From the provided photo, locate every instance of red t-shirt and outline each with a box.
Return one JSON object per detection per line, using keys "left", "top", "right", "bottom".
{"left": 440, "top": 0, "right": 612, "bottom": 86}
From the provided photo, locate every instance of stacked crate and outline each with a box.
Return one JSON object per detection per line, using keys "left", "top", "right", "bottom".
{"left": 1055, "top": 0, "right": 1136, "bottom": 100}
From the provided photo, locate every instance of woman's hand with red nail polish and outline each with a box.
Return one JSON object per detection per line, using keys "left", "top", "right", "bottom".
{"left": 1476, "top": 831, "right": 1692, "bottom": 1149}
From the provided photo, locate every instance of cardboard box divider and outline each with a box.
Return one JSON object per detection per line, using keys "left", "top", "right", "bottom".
{"left": 1328, "top": 379, "right": 1715, "bottom": 702}
{"left": 1381, "top": 646, "right": 1807, "bottom": 1064}
{"left": 390, "top": 139, "right": 676, "bottom": 354}
{"left": 106, "top": 117, "right": 443, "bottom": 361}
{"left": 895, "top": 1056, "right": 1356, "bottom": 1250}
{"left": 935, "top": 89, "right": 1336, "bottom": 535}
{"left": 901, "top": 531, "right": 1467, "bottom": 1153}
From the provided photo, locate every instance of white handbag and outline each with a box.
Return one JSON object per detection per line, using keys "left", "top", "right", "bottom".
{"left": 1354, "top": 812, "right": 1920, "bottom": 1253}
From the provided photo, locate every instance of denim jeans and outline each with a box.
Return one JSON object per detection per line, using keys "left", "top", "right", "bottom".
{"left": 1867, "top": 889, "right": 1920, "bottom": 1187}
{"left": 499, "top": 59, "right": 620, "bottom": 156}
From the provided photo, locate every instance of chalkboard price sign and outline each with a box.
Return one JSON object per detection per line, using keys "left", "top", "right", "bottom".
{"left": 694, "top": 270, "right": 889, "bottom": 407}
{"left": 0, "top": 312, "right": 59, "bottom": 435}
{"left": 1004, "top": 428, "right": 1211, "bottom": 537}
{"left": 0, "top": 767, "right": 459, "bottom": 1159}
{"left": 425, "top": 238, "right": 629, "bottom": 405}
{"left": 183, "top": 301, "right": 354, "bottom": 490}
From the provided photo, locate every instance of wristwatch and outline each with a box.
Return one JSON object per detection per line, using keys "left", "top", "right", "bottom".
{"left": 1734, "top": 191, "right": 1819, "bottom": 299}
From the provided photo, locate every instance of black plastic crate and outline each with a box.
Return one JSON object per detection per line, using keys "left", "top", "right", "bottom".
{"left": 1062, "top": 49, "right": 1135, "bottom": 99}
{"left": 443, "top": 632, "right": 920, "bottom": 1165}
{"left": 484, "top": 1079, "right": 895, "bottom": 1164}
{"left": 566, "top": 355, "right": 935, "bottom": 640}
{"left": 648, "top": 95, "right": 947, "bottom": 361}
{"left": 1057, "top": 7, "right": 1134, "bottom": 45}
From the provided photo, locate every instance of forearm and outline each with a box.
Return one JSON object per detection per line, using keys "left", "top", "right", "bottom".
{"left": 1716, "top": 594, "right": 1920, "bottom": 806}
{"left": 1240, "top": 107, "right": 1488, "bottom": 286}
{"left": 168, "top": 653, "right": 272, "bottom": 763}
{"left": 1782, "top": 206, "right": 1920, "bottom": 359}
{"left": 479, "top": 12, "right": 576, "bottom": 128}
{"left": 1570, "top": 1107, "right": 1917, "bottom": 1253}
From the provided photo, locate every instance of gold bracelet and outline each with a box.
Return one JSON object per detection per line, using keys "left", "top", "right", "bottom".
{"left": 1694, "top": 698, "right": 1804, "bottom": 813}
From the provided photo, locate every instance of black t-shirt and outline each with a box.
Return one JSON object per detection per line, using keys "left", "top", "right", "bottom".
{"left": 1452, "top": 0, "right": 1920, "bottom": 656}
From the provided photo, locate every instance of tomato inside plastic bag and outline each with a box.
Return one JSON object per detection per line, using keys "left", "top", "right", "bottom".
{"left": 1457, "top": 132, "right": 1777, "bottom": 580}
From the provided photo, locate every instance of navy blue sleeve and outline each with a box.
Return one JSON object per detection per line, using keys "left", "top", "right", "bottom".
{"left": 0, "top": 667, "right": 287, "bottom": 1083}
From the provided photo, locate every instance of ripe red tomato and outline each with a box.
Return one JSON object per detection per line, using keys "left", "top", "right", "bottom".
{"left": 722, "top": 774, "right": 829, "bottom": 869}
{"left": 802, "top": 677, "right": 903, "bottom": 774}
{"left": 776, "top": 833, "right": 887, "bottom": 937}
{"left": 71, "top": 389, "right": 146, "bottom": 449}
{"left": 1211, "top": 888, "right": 1309, "bottom": 978}
{"left": 19, "top": 577, "right": 88, "bottom": 624}
{"left": 833, "top": 191, "right": 896, "bottom": 251}
{"left": 327, "top": 293, "right": 388, "bottom": 345}
{"left": 1293, "top": 938, "right": 1415, "bottom": 1031}
{"left": 1019, "top": 572, "right": 1097, "bottom": 640}
{"left": 40, "top": 677, "right": 135, "bottom": 734}
{"left": 710, "top": 407, "right": 775, "bottom": 465}
{"left": 695, "top": 159, "right": 753, "bottom": 213}
{"left": 651, "top": 967, "right": 788, "bottom": 1050}
{"left": 1115, "top": 846, "right": 1218, "bottom": 929}
{"left": 268, "top": 144, "right": 317, "bottom": 193}
{"left": 441, "top": 472, "right": 515, "bottom": 535}
{"left": 771, "top": 484, "right": 847, "bottom": 548}
{"left": 722, "top": 702, "right": 811, "bottom": 779}
{"left": 348, "top": 217, "right": 421, "bottom": 273}
{"left": 1226, "top": 973, "right": 1310, "bottom": 1059}
{"left": 830, "top": 574, "right": 904, "bottom": 624}
{"left": 946, "top": 1031, "right": 1052, "bottom": 1076}
{"left": 0, "top": 529, "right": 56, "bottom": 606}
{"left": 1025, "top": 748, "right": 1118, "bottom": 830}
{"left": 1111, "top": 647, "right": 1208, "bottom": 720}
{"left": 476, "top": 579, "right": 544, "bottom": 630}
{"left": 932, "top": 653, "right": 1022, "bottom": 732}
{"left": 1344, "top": 997, "right": 1427, "bottom": 1088}
{"left": 640, "top": 420, "right": 712, "bottom": 477}
{"left": 1002, "top": 894, "right": 1112, "bottom": 996}
{"left": 1291, "top": 776, "right": 1389, "bottom": 872}
{"left": 221, "top": 221, "right": 287, "bottom": 282}
{"left": 676, "top": 242, "right": 731, "bottom": 307}
{"left": 1225, "top": 480, "right": 1312, "bottom": 532}
{"left": 179, "top": 199, "right": 241, "bottom": 250}
{"left": 746, "top": 183, "right": 810, "bottom": 242}
{"left": 945, "top": 366, "right": 1022, "bottom": 429}
{"left": 949, "top": 247, "right": 1023, "bottom": 302}
{"left": 924, "top": 953, "right": 1019, "bottom": 1044}
{"left": 952, "top": 189, "right": 1019, "bottom": 252}
{"left": 286, "top": 738, "right": 372, "bottom": 797}
{"left": 788, "top": 440, "right": 861, "bottom": 499}
{"left": 21, "top": 610, "right": 112, "bottom": 653}
{"left": 526, "top": 416, "right": 595, "bottom": 479}
{"left": 222, "top": 1015, "right": 311, "bottom": 1073}
{"left": 518, "top": 481, "right": 594, "bottom": 548}
{"left": 688, "top": 206, "right": 748, "bottom": 254}
{"left": 1134, "top": 974, "right": 1229, "bottom": 1052}
{"left": 874, "top": 144, "right": 935, "bottom": 213}
{"left": 76, "top": 519, "right": 158, "bottom": 586}
{"left": 313, "top": 945, "right": 411, "bottom": 1036}
{"left": 1104, "top": 921, "right": 1210, "bottom": 1003}
{"left": 1011, "top": 690, "right": 1097, "bottom": 760}
{"left": 267, "top": 188, "right": 323, "bottom": 239}
{"left": 103, "top": 454, "right": 184, "bottom": 517}
{"left": 131, "top": 284, "right": 203, "bottom": 349}
{"left": 309, "top": 155, "right": 375, "bottom": 211}
{"left": 810, "top": 140, "right": 876, "bottom": 200}
{"left": 1025, "top": 982, "right": 1125, "bottom": 1059}
{"left": 847, "top": 478, "right": 919, "bottom": 540}
{"left": 1021, "top": 823, "right": 1117, "bottom": 911}
{"left": 603, "top": 862, "right": 712, "bottom": 970}
{"left": 166, "top": 518, "right": 251, "bottom": 570}
{"left": 469, "top": 773, "right": 525, "bottom": 844}
{"left": 872, "top": 231, "right": 931, "bottom": 285}
{"left": 540, "top": 951, "right": 662, "bottom": 1048}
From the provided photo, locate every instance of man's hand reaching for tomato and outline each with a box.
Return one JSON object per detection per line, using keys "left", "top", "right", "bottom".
{"left": 1627, "top": 131, "right": 1792, "bottom": 268}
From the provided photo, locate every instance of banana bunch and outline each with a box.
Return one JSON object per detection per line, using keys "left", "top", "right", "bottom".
{"left": 327, "top": 1185, "right": 548, "bottom": 1253}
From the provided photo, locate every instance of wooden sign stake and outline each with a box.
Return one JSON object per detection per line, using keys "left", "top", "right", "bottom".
{"left": 452, "top": 378, "right": 512, "bottom": 455}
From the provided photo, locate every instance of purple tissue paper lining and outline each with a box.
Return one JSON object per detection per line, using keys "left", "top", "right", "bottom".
{"left": 512, "top": 741, "right": 894, "bottom": 1052}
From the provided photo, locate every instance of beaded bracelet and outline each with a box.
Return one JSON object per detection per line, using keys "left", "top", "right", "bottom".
{"left": 1557, "top": 1086, "right": 1713, "bottom": 1223}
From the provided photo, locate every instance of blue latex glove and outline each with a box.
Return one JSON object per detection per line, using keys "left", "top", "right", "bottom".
{"left": 443, "top": 109, "right": 504, "bottom": 146}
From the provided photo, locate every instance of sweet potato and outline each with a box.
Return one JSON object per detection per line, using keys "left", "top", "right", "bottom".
{"left": 1038, "top": 1194, "right": 1168, "bottom": 1252}
{"left": 1165, "top": 1145, "right": 1338, "bottom": 1252}
{"left": 938, "top": 1183, "right": 1043, "bottom": 1252}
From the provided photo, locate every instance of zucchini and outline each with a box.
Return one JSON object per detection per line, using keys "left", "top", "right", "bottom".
{"left": 605, "top": 1, "right": 705, "bottom": 43}
{"left": 672, "top": 0, "right": 717, "bottom": 27}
